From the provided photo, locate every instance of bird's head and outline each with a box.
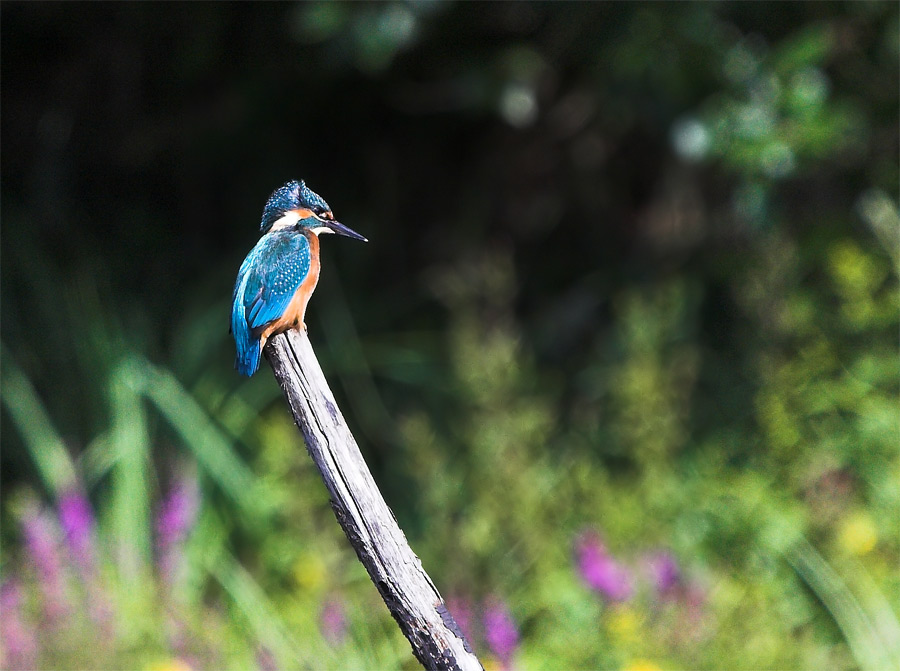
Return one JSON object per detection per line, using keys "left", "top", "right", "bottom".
{"left": 259, "top": 180, "right": 367, "bottom": 241}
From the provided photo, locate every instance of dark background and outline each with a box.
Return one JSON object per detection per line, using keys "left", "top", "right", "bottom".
{"left": 1, "top": 2, "right": 897, "bottom": 669}
{"left": 3, "top": 1, "right": 893, "bottom": 461}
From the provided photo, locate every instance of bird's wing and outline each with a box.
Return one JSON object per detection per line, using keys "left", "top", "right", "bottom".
{"left": 239, "top": 232, "right": 312, "bottom": 334}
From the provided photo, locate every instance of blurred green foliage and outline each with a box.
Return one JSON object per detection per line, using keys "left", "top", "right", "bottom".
{"left": 1, "top": 2, "right": 898, "bottom": 670}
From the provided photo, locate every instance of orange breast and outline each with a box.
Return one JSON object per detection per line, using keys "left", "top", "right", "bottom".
{"left": 259, "top": 231, "right": 321, "bottom": 346}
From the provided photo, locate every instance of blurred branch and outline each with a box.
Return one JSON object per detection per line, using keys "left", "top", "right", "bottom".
{"left": 265, "top": 329, "right": 482, "bottom": 671}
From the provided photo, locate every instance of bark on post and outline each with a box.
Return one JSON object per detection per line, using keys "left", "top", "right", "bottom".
{"left": 265, "top": 329, "right": 483, "bottom": 671}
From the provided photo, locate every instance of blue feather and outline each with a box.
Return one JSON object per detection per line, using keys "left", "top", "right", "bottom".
{"left": 259, "top": 180, "right": 332, "bottom": 233}
{"left": 231, "top": 231, "right": 312, "bottom": 376}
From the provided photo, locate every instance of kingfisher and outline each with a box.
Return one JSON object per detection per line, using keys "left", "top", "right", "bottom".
{"left": 231, "top": 180, "right": 367, "bottom": 376}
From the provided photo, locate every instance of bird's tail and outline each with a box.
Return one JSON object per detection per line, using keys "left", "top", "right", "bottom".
{"left": 235, "top": 338, "right": 262, "bottom": 377}
{"left": 232, "top": 297, "right": 261, "bottom": 377}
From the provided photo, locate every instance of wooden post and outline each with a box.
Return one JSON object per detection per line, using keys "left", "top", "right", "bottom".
{"left": 265, "top": 329, "right": 483, "bottom": 671}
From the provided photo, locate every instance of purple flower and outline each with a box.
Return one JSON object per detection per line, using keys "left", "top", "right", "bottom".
{"left": 644, "top": 551, "right": 680, "bottom": 597}
{"left": 320, "top": 596, "right": 347, "bottom": 645}
{"left": 1, "top": 580, "right": 38, "bottom": 669}
{"left": 156, "top": 479, "right": 199, "bottom": 550}
{"left": 483, "top": 598, "right": 519, "bottom": 668}
{"left": 686, "top": 581, "right": 706, "bottom": 614}
{"left": 58, "top": 490, "right": 96, "bottom": 569}
{"left": 156, "top": 476, "right": 199, "bottom": 584}
{"left": 575, "top": 532, "right": 633, "bottom": 602}
{"left": 58, "top": 490, "right": 114, "bottom": 628}
{"left": 21, "top": 503, "right": 67, "bottom": 618}
{"left": 675, "top": 581, "right": 709, "bottom": 643}
{"left": 256, "top": 646, "right": 278, "bottom": 671}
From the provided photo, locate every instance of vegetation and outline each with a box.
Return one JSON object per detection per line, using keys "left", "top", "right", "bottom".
{"left": 1, "top": 2, "right": 897, "bottom": 670}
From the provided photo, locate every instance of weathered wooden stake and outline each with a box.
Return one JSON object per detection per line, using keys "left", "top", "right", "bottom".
{"left": 265, "top": 329, "right": 483, "bottom": 671}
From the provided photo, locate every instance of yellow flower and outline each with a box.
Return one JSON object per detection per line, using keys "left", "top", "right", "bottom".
{"left": 293, "top": 551, "right": 327, "bottom": 590}
{"left": 145, "top": 659, "right": 192, "bottom": 671}
{"left": 623, "top": 660, "right": 662, "bottom": 671}
{"left": 838, "top": 511, "right": 877, "bottom": 555}
{"left": 607, "top": 606, "right": 642, "bottom": 644}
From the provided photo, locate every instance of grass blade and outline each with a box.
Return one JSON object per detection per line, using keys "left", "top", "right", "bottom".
{"left": 208, "top": 549, "right": 309, "bottom": 669}
{"left": 788, "top": 537, "right": 888, "bottom": 671}
{"left": 136, "top": 358, "right": 260, "bottom": 518}
{"left": 1, "top": 345, "right": 78, "bottom": 496}
{"left": 108, "top": 358, "right": 153, "bottom": 578}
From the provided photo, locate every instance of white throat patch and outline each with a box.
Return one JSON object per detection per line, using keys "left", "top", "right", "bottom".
{"left": 269, "top": 211, "right": 302, "bottom": 231}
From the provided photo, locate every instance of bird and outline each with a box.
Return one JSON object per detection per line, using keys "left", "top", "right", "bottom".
{"left": 231, "top": 180, "right": 367, "bottom": 376}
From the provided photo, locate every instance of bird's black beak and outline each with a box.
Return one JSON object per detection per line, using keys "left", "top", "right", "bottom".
{"left": 326, "top": 219, "right": 368, "bottom": 242}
